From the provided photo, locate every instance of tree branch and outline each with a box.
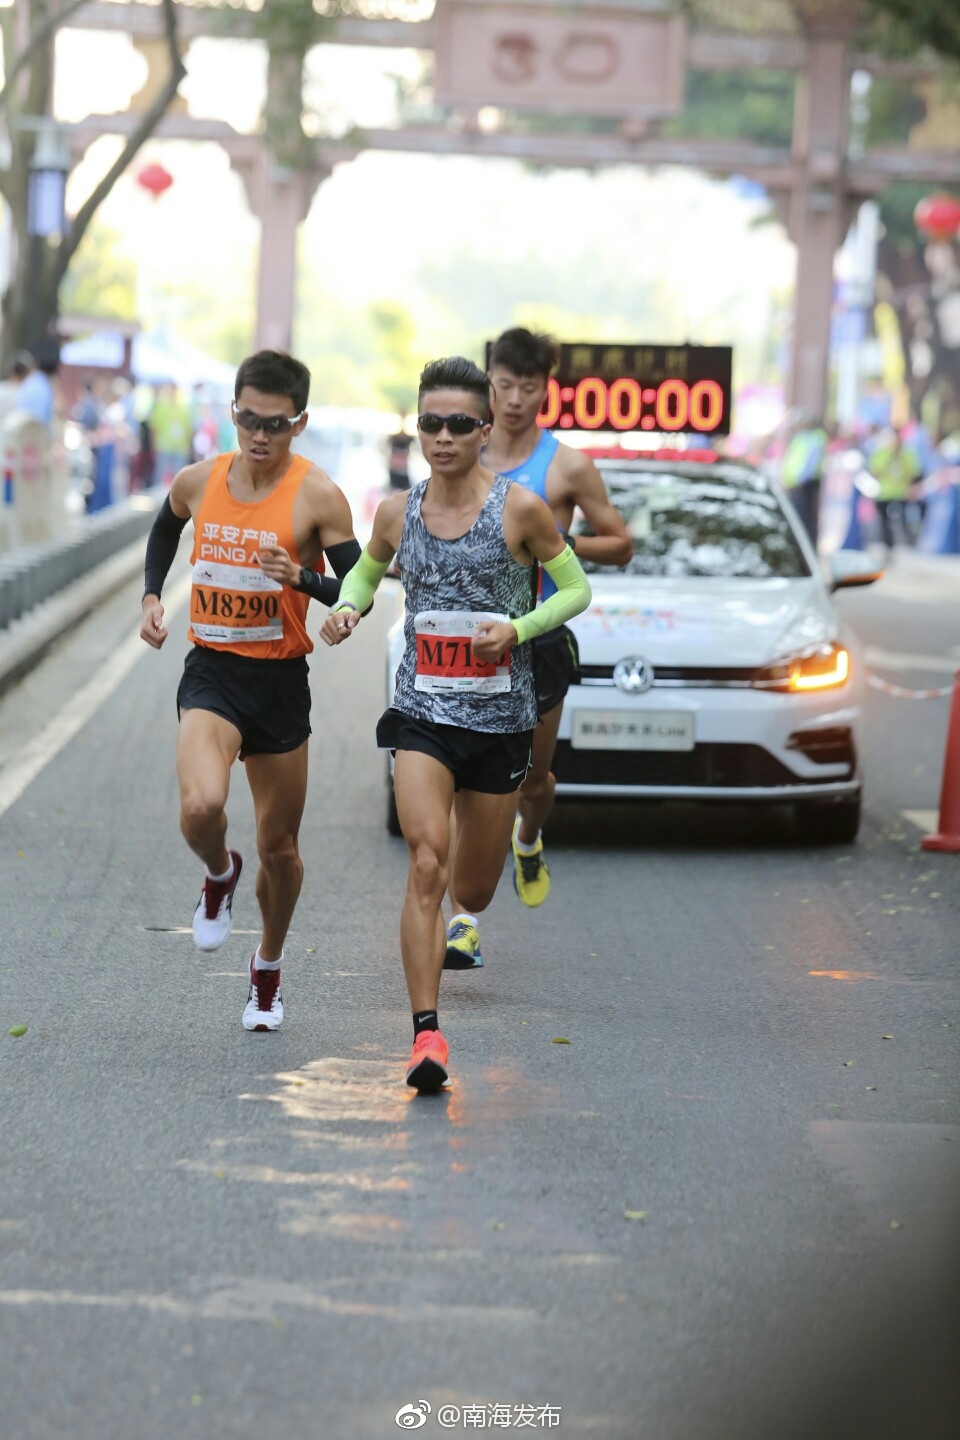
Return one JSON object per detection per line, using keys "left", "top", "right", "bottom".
{"left": 0, "top": 0, "right": 91, "bottom": 117}
{"left": 53, "top": 0, "right": 186, "bottom": 286}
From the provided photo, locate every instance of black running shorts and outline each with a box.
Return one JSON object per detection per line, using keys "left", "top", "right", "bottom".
{"left": 376, "top": 709, "right": 532, "bottom": 794}
{"left": 176, "top": 647, "right": 311, "bottom": 758}
{"left": 532, "top": 624, "right": 580, "bottom": 718}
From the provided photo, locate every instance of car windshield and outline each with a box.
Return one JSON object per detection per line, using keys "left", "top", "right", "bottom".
{"left": 573, "top": 464, "right": 811, "bottom": 579}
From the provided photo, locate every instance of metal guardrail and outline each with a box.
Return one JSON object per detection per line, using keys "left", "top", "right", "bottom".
{"left": 0, "top": 500, "right": 156, "bottom": 631}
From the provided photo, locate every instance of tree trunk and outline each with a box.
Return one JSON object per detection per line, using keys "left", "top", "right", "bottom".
{"left": 0, "top": 0, "right": 185, "bottom": 372}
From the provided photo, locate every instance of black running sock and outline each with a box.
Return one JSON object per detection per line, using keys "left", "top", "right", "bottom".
{"left": 413, "top": 1010, "right": 439, "bottom": 1036}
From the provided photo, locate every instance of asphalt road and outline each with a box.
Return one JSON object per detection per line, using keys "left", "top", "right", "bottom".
{"left": 1, "top": 551, "right": 958, "bottom": 1440}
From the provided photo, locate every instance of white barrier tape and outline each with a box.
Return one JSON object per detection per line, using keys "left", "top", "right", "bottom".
{"left": 866, "top": 671, "right": 957, "bottom": 700}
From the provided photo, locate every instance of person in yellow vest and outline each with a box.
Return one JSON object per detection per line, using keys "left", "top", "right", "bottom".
{"left": 780, "top": 411, "right": 827, "bottom": 548}
{"left": 139, "top": 351, "right": 363, "bottom": 1034}
{"left": 867, "top": 427, "right": 922, "bottom": 550}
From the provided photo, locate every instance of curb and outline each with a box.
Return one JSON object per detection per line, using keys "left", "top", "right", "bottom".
{"left": 0, "top": 534, "right": 149, "bottom": 700}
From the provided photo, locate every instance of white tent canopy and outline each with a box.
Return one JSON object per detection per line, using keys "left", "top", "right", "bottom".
{"left": 60, "top": 324, "right": 236, "bottom": 395}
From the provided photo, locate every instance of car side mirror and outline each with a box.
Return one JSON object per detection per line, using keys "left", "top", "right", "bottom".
{"left": 828, "top": 549, "right": 884, "bottom": 591}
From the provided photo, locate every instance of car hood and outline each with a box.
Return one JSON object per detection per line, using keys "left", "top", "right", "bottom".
{"left": 568, "top": 575, "right": 837, "bottom": 667}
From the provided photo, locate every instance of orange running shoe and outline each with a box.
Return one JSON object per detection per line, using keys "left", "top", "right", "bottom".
{"left": 406, "top": 1029, "right": 449, "bottom": 1091}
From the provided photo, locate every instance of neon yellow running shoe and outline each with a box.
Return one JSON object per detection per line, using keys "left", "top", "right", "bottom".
{"left": 512, "top": 819, "right": 551, "bottom": 907}
{"left": 443, "top": 917, "right": 483, "bottom": 970}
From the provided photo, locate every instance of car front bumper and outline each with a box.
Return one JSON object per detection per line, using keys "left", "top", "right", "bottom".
{"left": 554, "top": 682, "right": 861, "bottom": 801}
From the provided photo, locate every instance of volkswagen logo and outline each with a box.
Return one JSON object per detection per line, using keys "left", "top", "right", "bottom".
{"left": 613, "top": 657, "right": 654, "bottom": 694}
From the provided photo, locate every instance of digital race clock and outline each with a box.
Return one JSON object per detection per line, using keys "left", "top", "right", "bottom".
{"left": 486, "top": 341, "right": 733, "bottom": 436}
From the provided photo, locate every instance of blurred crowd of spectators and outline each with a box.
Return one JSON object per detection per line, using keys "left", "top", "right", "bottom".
{"left": 744, "top": 409, "right": 960, "bottom": 554}
{"left": 0, "top": 348, "right": 235, "bottom": 512}
{"left": 3, "top": 348, "right": 957, "bottom": 553}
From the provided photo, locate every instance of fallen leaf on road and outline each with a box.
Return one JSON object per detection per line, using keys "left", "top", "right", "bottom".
{"left": 842, "top": 1060, "right": 853, "bottom": 1067}
{"left": 8, "top": 1025, "right": 28, "bottom": 1038}
{"left": 882, "top": 1034, "right": 894, "bottom": 1040}
{"left": 866, "top": 1086, "right": 877, "bottom": 1091}
{"left": 890, "top": 1220, "right": 903, "bottom": 1230}
{"left": 552, "top": 1037, "right": 571, "bottom": 1045}
{"left": 491, "top": 1221, "right": 505, "bottom": 1230}
{"left": 624, "top": 1210, "right": 647, "bottom": 1221}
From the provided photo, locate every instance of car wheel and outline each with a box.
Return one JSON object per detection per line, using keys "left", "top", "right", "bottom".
{"left": 795, "top": 793, "right": 861, "bottom": 845}
{"left": 386, "top": 764, "right": 402, "bottom": 837}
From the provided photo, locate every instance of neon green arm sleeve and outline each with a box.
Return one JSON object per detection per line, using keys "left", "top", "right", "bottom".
{"left": 333, "top": 546, "right": 391, "bottom": 614}
{"left": 512, "top": 546, "right": 592, "bottom": 645}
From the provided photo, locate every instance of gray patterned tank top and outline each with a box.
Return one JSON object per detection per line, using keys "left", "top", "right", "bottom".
{"left": 393, "top": 473, "right": 537, "bottom": 732}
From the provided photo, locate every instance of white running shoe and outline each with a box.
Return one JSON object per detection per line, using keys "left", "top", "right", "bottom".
{"left": 242, "top": 955, "right": 284, "bottom": 1032}
{"left": 192, "top": 850, "right": 243, "bottom": 952}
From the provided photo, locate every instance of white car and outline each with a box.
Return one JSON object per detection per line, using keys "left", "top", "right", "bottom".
{"left": 385, "top": 453, "right": 880, "bottom": 843}
{"left": 557, "top": 452, "right": 880, "bottom": 842}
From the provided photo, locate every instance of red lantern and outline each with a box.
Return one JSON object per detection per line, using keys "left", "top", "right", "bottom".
{"left": 914, "top": 193, "right": 960, "bottom": 242}
{"left": 136, "top": 162, "right": 174, "bottom": 200}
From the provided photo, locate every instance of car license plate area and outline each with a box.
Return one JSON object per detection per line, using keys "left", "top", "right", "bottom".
{"left": 571, "top": 709, "right": 695, "bottom": 751}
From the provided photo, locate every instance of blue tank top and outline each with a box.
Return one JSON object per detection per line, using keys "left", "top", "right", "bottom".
{"left": 497, "top": 429, "right": 562, "bottom": 598}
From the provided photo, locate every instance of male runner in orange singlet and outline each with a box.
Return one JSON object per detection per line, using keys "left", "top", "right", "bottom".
{"left": 140, "top": 350, "right": 362, "bottom": 1031}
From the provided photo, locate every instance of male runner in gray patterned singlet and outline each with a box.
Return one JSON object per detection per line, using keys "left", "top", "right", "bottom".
{"left": 320, "top": 357, "right": 591, "bottom": 1091}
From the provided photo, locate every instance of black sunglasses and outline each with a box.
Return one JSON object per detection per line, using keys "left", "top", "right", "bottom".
{"left": 416, "top": 412, "right": 486, "bottom": 436}
{"left": 233, "top": 404, "right": 304, "bottom": 436}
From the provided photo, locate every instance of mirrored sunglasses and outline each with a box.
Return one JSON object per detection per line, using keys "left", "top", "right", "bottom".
{"left": 233, "top": 406, "right": 304, "bottom": 436}
{"left": 416, "top": 412, "right": 486, "bottom": 436}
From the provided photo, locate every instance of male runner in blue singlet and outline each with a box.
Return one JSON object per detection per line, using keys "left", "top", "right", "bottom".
{"left": 439, "top": 330, "right": 631, "bottom": 966}
{"left": 319, "top": 357, "right": 591, "bottom": 1090}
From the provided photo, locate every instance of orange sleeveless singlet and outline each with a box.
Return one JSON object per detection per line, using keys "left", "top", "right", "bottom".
{"left": 188, "top": 451, "right": 316, "bottom": 660}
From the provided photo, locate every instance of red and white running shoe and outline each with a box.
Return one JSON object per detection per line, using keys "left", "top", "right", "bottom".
{"left": 192, "top": 850, "right": 243, "bottom": 952}
{"left": 242, "top": 955, "right": 284, "bottom": 1032}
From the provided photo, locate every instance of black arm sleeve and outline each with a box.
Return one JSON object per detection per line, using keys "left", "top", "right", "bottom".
{"left": 143, "top": 496, "right": 189, "bottom": 599}
{"left": 292, "top": 539, "right": 365, "bottom": 607}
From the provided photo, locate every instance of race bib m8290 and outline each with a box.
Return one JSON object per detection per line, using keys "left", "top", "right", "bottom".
{"left": 190, "top": 560, "right": 284, "bottom": 644}
{"left": 413, "top": 610, "right": 512, "bottom": 694}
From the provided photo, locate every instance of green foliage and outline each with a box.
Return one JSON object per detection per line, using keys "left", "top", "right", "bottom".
{"left": 866, "top": 0, "right": 960, "bottom": 63}
{"left": 368, "top": 300, "right": 419, "bottom": 415}
{"left": 59, "top": 223, "right": 137, "bottom": 321}
{"left": 859, "top": 76, "right": 926, "bottom": 149}
{"left": 665, "top": 69, "right": 794, "bottom": 147}
{"left": 294, "top": 283, "right": 438, "bottom": 409}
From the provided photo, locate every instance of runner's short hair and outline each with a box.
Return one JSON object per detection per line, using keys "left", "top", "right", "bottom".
{"left": 235, "top": 351, "right": 310, "bottom": 413}
{"left": 489, "top": 327, "right": 559, "bottom": 380}
{"left": 419, "top": 356, "right": 492, "bottom": 420}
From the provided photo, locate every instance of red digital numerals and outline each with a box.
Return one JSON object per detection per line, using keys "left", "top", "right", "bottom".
{"left": 539, "top": 376, "right": 725, "bottom": 433}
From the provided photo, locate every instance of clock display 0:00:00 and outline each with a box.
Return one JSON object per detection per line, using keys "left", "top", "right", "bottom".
{"left": 539, "top": 376, "right": 726, "bottom": 433}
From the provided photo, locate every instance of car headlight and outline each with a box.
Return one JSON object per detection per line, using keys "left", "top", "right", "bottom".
{"left": 753, "top": 641, "right": 850, "bottom": 693}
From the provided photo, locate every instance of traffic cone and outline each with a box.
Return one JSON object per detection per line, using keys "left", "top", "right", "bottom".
{"left": 922, "top": 671, "right": 960, "bottom": 853}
